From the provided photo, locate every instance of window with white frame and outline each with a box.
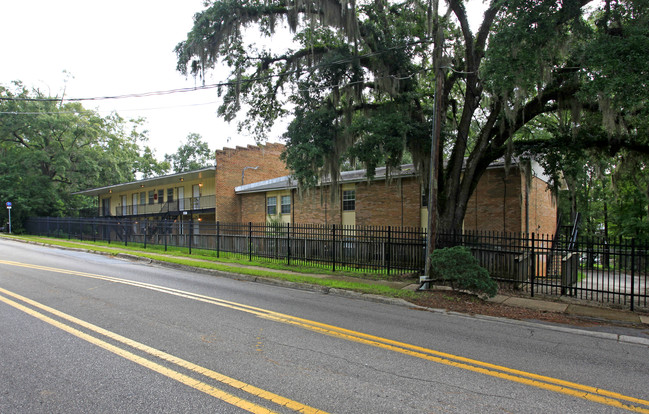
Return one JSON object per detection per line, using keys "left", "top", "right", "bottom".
{"left": 267, "top": 196, "right": 277, "bottom": 215}
{"left": 342, "top": 190, "right": 355, "bottom": 211}
{"left": 281, "top": 195, "right": 291, "bottom": 214}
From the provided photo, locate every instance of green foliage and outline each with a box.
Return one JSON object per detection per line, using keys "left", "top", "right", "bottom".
{"left": 429, "top": 246, "right": 498, "bottom": 298}
{"left": 0, "top": 82, "right": 166, "bottom": 230}
{"left": 163, "top": 133, "right": 213, "bottom": 173}
{"left": 176, "top": 0, "right": 649, "bottom": 233}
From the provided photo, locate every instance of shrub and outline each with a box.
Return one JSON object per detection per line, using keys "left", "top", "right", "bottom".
{"left": 429, "top": 246, "right": 498, "bottom": 298}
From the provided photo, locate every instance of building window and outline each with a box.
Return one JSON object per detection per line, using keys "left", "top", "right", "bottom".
{"left": 158, "top": 189, "right": 164, "bottom": 204}
{"left": 281, "top": 195, "right": 291, "bottom": 214}
{"left": 342, "top": 190, "right": 355, "bottom": 211}
{"left": 267, "top": 196, "right": 277, "bottom": 215}
{"left": 140, "top": 192, "right": 146, "bottom": 205}
{"left": 167, "top": 188, "right": 174, "bottom": 202}
{"left": 421, "top": 188, "right": 429, "bottom": 207}
{"left": 148, "top": 190, "right": 154, "bottom": 205}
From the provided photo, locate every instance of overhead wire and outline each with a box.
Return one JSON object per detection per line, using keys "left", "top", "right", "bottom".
{"left": 0, "top": 36, "right": 438, "bottom": 107}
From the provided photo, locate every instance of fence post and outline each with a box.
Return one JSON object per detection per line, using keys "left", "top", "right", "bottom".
{"left": 287, "top": 222, "right": 291, "bottom": 266}
{"left": 387, "top": 226, "right": 391, "bottom": 275}
{"left": 216, "top": 221, "right": 220, "bottom": 258}
{"left": 248, "top": 222, "right": 253, "bottom": 261}
{"left": 631, "top": 238, "right": 635, "bottom": 312}
{"left": 164, "top": 220, "right": 168, "bottom": 252}
{"left": 143, "top": 222, "right": 147, "bottom": 249}
{"left": 530, "top": 233, "right": 535, "bottom": 297}
{"left": 332, "top": 224, "right": 336, "bottom": 272}
{"left": 189, "top": 215, "right": 193, "bottom": 255}
{"left": 124, "top": 223, "right": 128, "bottom": 247}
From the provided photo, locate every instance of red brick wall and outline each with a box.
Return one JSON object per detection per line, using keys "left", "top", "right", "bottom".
{"left": 525, "top": 175, "right": 557, "bottom": 235}
{"left": 292, "top": 187, "right": 342, "bottom": 225}
{"left": 355, "top": 177, "right": 421, "bottom": 227}
{"left": 235, "top": 162, "right": 556, "bottom": 234}
{"left": 464, "top": 167, "right": 522, "bottom": 233}
{"left": 239, "top": 193, "right": 267, "bottom": 223}
{"left": 215, "top": 143, "right": 288, "bottom": 223}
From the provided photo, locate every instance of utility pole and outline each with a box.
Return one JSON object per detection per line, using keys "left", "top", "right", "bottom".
{"left": 424, "top": 0, "right": 444, "bottom": 279}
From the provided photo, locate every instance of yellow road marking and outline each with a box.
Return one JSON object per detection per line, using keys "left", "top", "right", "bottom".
{"left": 0, "top": 287, "right": 327, "bottom": 414}
{"left": 2, "top": 259, "right": 649, "bottom": 412}
{"left": 0, "top": 292, "right": 277, "bottom": 413}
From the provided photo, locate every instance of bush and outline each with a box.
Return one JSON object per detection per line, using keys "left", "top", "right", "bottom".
{"left": 429, "top": 246, "right": 498, "bottom": 298}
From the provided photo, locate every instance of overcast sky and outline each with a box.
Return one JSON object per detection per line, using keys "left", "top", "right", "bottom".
{"left": 0, "top": 0, "right": 285, "bottom": 159}
{"left": 1, "top": 1, "right": 485, "bottom": 161}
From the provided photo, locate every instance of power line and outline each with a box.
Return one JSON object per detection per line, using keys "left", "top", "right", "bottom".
{"left": 1, "top": 37, "right": 436, "bottom": 104}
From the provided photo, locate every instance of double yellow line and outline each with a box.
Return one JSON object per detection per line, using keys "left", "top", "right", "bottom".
{"left": 0, "top": 286, "right": 327, "bottom": 414}
{"left": 2, "top": 259, "right": 649, "bottom": 412}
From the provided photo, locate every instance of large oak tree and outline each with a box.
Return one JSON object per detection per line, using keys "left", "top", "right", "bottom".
{"left": 175, "top": 0, "right": 649, "bottom": 233}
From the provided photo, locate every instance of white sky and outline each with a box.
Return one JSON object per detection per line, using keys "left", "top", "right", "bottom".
{"left": 0, "top": 0, "right": 285, "bottom": 159}
{"left": 0, "top": 1, "right": 486, "bottom": 161}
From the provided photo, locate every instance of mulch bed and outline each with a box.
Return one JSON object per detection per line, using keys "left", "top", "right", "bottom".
{"left": 408, "top": 289, "right": 641, "bottom": 328}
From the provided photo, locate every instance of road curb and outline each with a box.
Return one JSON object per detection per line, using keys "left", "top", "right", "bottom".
{"left": 4, "top": 236, "right": 648, "bottom": 345}
{"left": 140, "top": 256, "right": 649, "bottom": 346}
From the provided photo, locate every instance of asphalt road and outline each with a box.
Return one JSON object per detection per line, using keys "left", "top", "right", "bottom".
{"left": 1, "top": 238, "right": 648, "bottom": 413}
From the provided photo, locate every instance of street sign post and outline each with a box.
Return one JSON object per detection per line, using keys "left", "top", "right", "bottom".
{"left": 5, "top": 202, "right": 11, "bottom": 234}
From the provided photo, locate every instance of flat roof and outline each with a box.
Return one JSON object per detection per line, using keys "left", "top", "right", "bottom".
{"left": 234, "top": 158, "right": 551, "bottom": 195}
{"left": 235, "top": 164, "right": 418, "bottom": 194}
{"left": 73, "top": 166, "right": 215, "bottom": 197}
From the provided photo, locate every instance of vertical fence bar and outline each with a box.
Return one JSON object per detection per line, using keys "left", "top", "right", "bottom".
{"left": 332, "top": 224, "right": 336, "bottom": 272}
{"left": 216, "top": 221, "right": 220, "bottom": 258}
{"left": 530, "top": 233, "right": 535, "bottom": 297}
{"left": 631, "top": 238, "right": 635, "bottom": 311}
{"left": 188, "top": 216, "right": 193, "bottom": 255}
{"left": 248, "top": 222, "right": 252, "bottom": 261}
{"left": 143, "top": 222, "right": 147, "bottom": 249}
{"left": 386, "top": 226, "right": 391, "bottom": 275}
{"left": 287, "top": 222, "right": 291, "bottom": 266}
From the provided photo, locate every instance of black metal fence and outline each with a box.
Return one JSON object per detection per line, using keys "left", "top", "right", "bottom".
{"left": 24, "top": 217, "right": 649, "bottom": 310}
{"left": 24, "top": 217, "right": 426, "bottom": 275}
{"left": 438, "top": 231, "right": 649, "bottom": 311}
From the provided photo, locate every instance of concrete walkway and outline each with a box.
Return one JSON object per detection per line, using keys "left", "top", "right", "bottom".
{"left": 487, "top": 293, "right": 649, "bottom": 324}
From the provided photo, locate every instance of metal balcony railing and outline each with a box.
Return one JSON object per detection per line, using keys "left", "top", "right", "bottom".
{"left": 112, "top": 195, "right": 216, "bottom": 217}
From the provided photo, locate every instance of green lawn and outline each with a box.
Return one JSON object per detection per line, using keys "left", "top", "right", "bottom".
{"left": 1, "top": 234, "right": 419, "bottom": 300}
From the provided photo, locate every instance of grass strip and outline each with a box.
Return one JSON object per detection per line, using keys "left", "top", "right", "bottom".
{"left": 1, "top": 235, "right": 418, "bottom": 300}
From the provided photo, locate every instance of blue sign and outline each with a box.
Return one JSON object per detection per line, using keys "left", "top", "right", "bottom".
{"left": 5, "top": 202, "right": 11, "bottom": 208}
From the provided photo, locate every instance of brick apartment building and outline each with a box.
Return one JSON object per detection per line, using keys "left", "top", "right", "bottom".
{"left": 74, "top": 143, "right": 288, "bottom": 225}
{"left": 236, "top": 160, "right": 558, "bottom": 235}
{"left": 75, "top": 143, "right": 556, "bottom": 235}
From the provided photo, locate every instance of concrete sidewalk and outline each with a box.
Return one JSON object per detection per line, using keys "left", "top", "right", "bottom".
{"left": 487, "top": 293, "right": 649, "bottom": 325}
